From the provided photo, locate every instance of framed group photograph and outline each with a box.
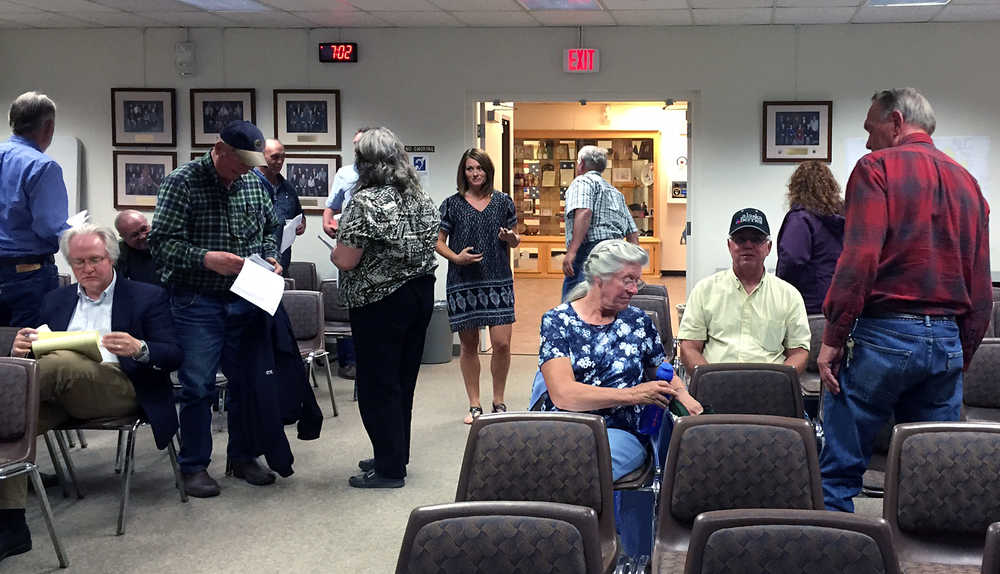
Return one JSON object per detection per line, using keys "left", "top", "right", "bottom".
{"left": 111, "top": 88, "right": 176, "bottom": 147}
{"left": 113, "top": 151, "right": 176, "bottom": 209}
{"left": 762, "top": 100, "right": 832, "bottom": 163}
{"left": 281, "top": 154, "right": 341, "bottom": 213}
{"left": 274, "top": 89, "right": 341, "bottom": 150}
{"left": 190, "top": 89, "right": 256, "bottom": 147}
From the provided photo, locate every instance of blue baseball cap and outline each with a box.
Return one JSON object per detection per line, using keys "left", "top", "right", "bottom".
{"left": 219, "top": 120, "right": 266, "bottom": 167}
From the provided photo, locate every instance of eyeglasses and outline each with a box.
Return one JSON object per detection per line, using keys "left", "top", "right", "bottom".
{"left": 69, "top": 255, "right": 108, "bottom": 269}
{"left": 618, "top": 275, "right": 646, "bottom": 290}
{"left": 729, "top": 233, "right": 769, "bottom": 246}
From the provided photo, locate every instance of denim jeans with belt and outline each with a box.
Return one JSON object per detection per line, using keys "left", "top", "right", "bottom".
{"left": 170, "top": 290, "right": 258, "bottom": 474}
{"left": 0, "top": 261, "right": 58, "bottom": 328}
{"left": 819, "top": 315, "right": 963, "bottom": 512}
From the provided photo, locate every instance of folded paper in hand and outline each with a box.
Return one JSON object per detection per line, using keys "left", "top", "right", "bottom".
{"left": 32, "top": 330, "right": 103, "bottom": 362}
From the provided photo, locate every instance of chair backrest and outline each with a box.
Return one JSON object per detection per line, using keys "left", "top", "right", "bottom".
{"left": 684, "top": 509, "right": 900, "bottom": 574}
{"left": 0, "top": 357, "right": 41, "bottom": 465}
{"left": 965, "top": 339, "right": 1000, "bottom": 409}
{"left": 281, "top": 290, "right": 324, "bottom": 351}
{"left": 0, "top": 327, "right": 18, "bottom": 357}
{"left": 992, "top": 286, "right": 1000, "bottom": 303}
{"left": 284, "top": 277, "right": 296, "bottom": 290}
{"left": 883, "top": 422, "right": 1000, "bottom": 567}
{"left": 983, "top": 522, "right": 1000, "bottom": 574}
{"left": 806, "top": 314, "right": 825, "bottom": 373}
{"left": 631, "top": 293, "right": 673, "bottom": 362}
{"left": 688, "top": 363, "right": 804, "bottom": 418}
{"left": 455, "top": 412, "right": 617, "bottom": 573}
{"left": 319, "top": 279, "right": 350, "bottom": 322}
{"left": 58, "top": 273, "right": 71, "bottom": 287}
{"left": 637, "top": 283, "right": 667, "bottom": 298}
{"left": 396, "top": 501, "right": 602, "bottom": 574}
{"left": 653, "top": 414, "right": 824, "bottom": 556}
{"left": 287, "top": 261, "right": 318, "bottom": 291}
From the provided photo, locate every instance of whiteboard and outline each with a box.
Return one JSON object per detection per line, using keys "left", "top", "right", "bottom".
{"left": 43, "top": 135, "right": 81, "bottom": 275}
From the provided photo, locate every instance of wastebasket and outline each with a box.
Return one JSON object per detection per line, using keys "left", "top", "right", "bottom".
{"left": 421, "top": 300, "right": 452, "bottom": 364}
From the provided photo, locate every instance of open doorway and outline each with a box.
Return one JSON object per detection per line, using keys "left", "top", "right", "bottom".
{"left": 476, "top": 100, "right": 690, "bottom": 355}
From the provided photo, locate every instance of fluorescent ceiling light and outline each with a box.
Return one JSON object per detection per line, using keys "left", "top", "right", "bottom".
{"left": 177, "top": 0, "right": 271, "bottom": 11}
{"left": 518, "top": 0, "right": 602, "bottom": 11}
{"left": 867, "top": 0, "right": 949, "bottom": 6}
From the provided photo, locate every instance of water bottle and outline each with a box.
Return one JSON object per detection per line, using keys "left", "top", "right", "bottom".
{"left": 637, "top": 361, "right": 675, "bottom": 435}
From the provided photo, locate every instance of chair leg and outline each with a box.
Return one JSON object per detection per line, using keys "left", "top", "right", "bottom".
{"left": 323, "top": 353, "right": 338, "bottom": 417}
{"left": 116, "top": 426, "right": 138, "bottom": 535}
{"left": 63, "top": 430, "right": 75, "bottom": 448}
{"left": 43, "top": 433, "right": 70, "bottom": 499}
{"left": 75, "top": 430, "right": 87, "bottom": 448}
{"left": 53, "top": 431, "right": 83, "bottom": 499}
{"left": 307, "top": 357, "right": 319, "bottom": 388}
{"left": 114, "top": 430, "right": 126, "bottom": 474}
{"left": 28, "top": 466, "right": 69, "bottom": 568}
{"left": 167, "top": 436, "right": 188, "bottom": 503}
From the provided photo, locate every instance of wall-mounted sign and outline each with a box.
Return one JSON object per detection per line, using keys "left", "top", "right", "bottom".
{"left": 318, "top": 43, "right": 358, "bottom": 63}
{"left": 405, "top": 145, "right": 435, "bottom": 153}
{"left": 564, "top": 48, "right": 599, "bottom": 74}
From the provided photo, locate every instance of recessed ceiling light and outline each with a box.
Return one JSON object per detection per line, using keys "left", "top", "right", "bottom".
{"left": 518, "top": 0, "right": 603, "bottom": 11}
{"left": 177, "top": 0, "right": 271, "bottom": 12}
{"left": 867, "top": 0, "right": 950, "bottom": 6}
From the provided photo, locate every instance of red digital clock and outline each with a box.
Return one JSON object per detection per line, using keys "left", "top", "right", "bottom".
{"left": 318, "top": 42, "right": 358, "bottom": 63}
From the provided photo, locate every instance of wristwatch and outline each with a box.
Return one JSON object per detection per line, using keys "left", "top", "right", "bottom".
{"left": 131, "top": 340, "right": 150, "bottom": 362}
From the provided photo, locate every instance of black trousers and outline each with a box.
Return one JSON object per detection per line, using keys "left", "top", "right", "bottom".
{"left": 350, "top": 274, "right": 435, "bottom": 479}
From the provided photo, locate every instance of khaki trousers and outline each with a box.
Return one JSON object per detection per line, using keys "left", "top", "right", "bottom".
{"left": 0, "top": 351, "right": 138, "bottom": 509}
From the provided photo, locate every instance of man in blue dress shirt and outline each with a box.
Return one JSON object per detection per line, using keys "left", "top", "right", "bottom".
{"left": 254, "top": 138, "right": 304, "bottom": 273}
{"left": 0, "top": 91, "right": 69, "bottom": 328}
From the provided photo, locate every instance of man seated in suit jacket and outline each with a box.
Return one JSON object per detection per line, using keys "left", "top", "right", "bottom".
{"left": 0, "top": 223, "right": 182, "bottom": 565}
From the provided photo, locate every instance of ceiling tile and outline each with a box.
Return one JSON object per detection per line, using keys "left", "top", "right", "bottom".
{"left": 428, "top": 0, "right": 523, "bottom": 9}
{"left": 949, "top": 0, "right": 1000, "bottom": 5}
{"left": 530, "top": 9, "right": 616, "bottom": 24}
{"left": 214, "top": 9, "right": 312, "bottom": 25}
{"left": 777, "top": 0, "right": 859, "bottom": 6}
{"left": 693, "top": 7, "right": 771, "bottom": 24}
{"left": 369, "top": 10, "right": 463, "bottom": 25}
{"left": 18, "top": 0, "right": 117, "bottom": 10}
{"left": 0, "top": 1, "right": 43, "bottom": 14}
{"left": 852, "top": 4, "right": 941, "bottom": 22}
{"left": 134, "top": 10, "right": 238, "bottom": 25}
{"left": 68, "top": 10, "right": 170, "bottom": 25}
{"left": 935, "top": 3, "right": 1000, "bottom": 20}
{"left": 90, "top": 0, "right": 201, "bottom": 10}
{"left": 451, "top": 10, "right": 540, "bottom": 25}
{"left": 774, "top": 6, "right": 855, "bottom": 23}
{"left": 346, "top": 0, "right": 438, "bottom": 10}
{"left": 1, "top": 11, "right": 97, "bottom": 26}
{"left": 257, "top": 0, "right": 356, "bottom": 8}
{"left": 0, "top": 17, "right": 23, "bottom": 26}
{"left": 602, "top": 0, "right": 688, "bottom": 8}
{"left": 690, "top": 0, "right": 770, "bottom": 8}
{"left": 610, "top": 8, "right": 692, "bottom": 24}
{"left": 295, "top": 9, "right": 390, "bottom": 25}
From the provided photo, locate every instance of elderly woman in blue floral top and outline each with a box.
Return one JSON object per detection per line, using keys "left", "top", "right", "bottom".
{"left": 332, "top": 127, "right": 439, "bottom": 490}
{"left": 538, "top": 239, "right": 702, "bottom": 480}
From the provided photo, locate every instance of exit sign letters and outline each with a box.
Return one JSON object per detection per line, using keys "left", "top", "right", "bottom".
{"left": 564, "top": 48, "right": 600, "bottom": 74}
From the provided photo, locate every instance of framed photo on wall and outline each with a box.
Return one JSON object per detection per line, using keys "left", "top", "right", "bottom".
{"left": 281, "top": 153, "right": 341, "bottom": 213}
{"left": 762, "top": 101, "right": 832, "bottom": 163}
{"left": 274, "top": 89, "right": 341, "bottom": 150}
{"left": 111, "top": 88, "right": 176, "bottom": 147}
{"left": 190, "top": 89, "right": 256, "bottom": 147}
{"left": 113, "top": 151, "right": 176, "bottom": 209}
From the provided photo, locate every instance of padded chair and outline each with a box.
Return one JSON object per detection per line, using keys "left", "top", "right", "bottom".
{"left": 652, "top": 414, "right": 825, "bottom": 573}
{"left": 983, "top": 522, "right": 1000, "bottom": 574}
{"left": 319, "top": 279, "right": 352, "bottom": 340}
{"left": 286, "top": 261, "right": 318, "bottom": 291}
{"left": 883, "top": 421, "right": 1000, "bottom": 571}
{"left": 688, "top": 363, "right": 804, "bottom": 418}
{"left": 631, "top": 292, "right": 673, "bottom": 362}
{"left": 0, "top": 326, "right": 17, "bottom": 356}
{"left": 683, "top": 509, "right": 900, "bottom": 574}
{"left": 455, "top": 412, "right": 619, "bottom": 574}
{"left": 284, "top": 277, "right": 296, "bottom": 290}
{"left": 282, "top": 290, "right": 337, "bottom": 416}
{"left": 636, "top": 283, "right": 667, "bottom": 298}
{"left": 395, "top": 501, "right": 603, "bottom": 574}
{"left": 0, "top": 357, "right": 68, "bottom": 567}
{"left": 49, "top": 415, "right": 187, "bottom": 535}
{"left": 963, "top": 338, "right": 1000, "bottom": 423}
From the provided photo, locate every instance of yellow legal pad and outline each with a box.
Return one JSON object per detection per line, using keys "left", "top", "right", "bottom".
{"left": 32, "top": 331, "right": 103, "bottom": 363}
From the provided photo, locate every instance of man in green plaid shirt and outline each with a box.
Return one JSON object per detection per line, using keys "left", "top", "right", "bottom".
{"left": 149, "top": 120, "right": 283, "bottom": 498}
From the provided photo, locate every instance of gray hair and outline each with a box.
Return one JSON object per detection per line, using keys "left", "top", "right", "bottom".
{"left": 872, "top": 88, "right": 936, "bottom": 135}
{"left": 354, "top": 126, "right": 422, "bottom": 195}
{"left": 9, "top": 91, "right": 56, "bottom": 136}
{"left": 60, "top": 223, "right": 120, "bottom": 264}
{"left": 576, "top": 145, "right": 608, "bottom": 173}
{"left": 565, "top": 239, "right": 648, "bottom": 302}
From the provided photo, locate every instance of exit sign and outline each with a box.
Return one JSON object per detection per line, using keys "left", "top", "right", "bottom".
{"left": 564, "top": 48, "right": 600, "bottom": 74}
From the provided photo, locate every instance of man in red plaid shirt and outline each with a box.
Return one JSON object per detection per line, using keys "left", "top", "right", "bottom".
{"left": 816, "top": 88, "right": 991, "bottom": 512}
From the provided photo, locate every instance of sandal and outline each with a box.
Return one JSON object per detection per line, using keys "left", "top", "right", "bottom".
{"left": 463, "top": 406, "right": 483, "bottom": 425}
{"left": 491, "top": 403, "right": 507, "bottom": 413}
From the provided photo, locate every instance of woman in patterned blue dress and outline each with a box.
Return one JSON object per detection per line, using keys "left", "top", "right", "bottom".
{"left": 436, "top": 149, "right": 519, "bottom": 424}
{"left": 538, "top": 239, "right": 703, "bottom": 479}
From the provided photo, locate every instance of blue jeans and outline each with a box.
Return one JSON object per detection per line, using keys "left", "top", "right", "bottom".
{"left": 561, "top": 241, "right": 599, "bottom": 301}
{"left": 819, "top": 316, "right": 963, "bottom": 512}
{"left": 170, "top": 291, "right": 258, "bottom": 474}
{"left": 0, "top": 262, "right": 58, "bottom": 328}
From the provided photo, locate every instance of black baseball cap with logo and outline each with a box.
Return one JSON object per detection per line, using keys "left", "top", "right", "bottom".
{"left": 729, "top": 208, "right": 770, "bottom": 236}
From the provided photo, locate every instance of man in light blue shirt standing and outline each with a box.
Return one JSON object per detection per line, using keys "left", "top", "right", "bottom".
{"left": 0, "top": 91, "right": 69, "bottom": 328}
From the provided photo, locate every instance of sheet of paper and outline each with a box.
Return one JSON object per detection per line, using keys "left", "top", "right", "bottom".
{"left": 230, "top": 258, "right": 285, "bottom": 316}
{"left": 66, "top": 210, "right": 89, "bottom": 227}
{"left": 280, "top": 214, "right": 303, "bottom": 253}
{"left": 247, "top": 253, "right": 275, "bottom": 271}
